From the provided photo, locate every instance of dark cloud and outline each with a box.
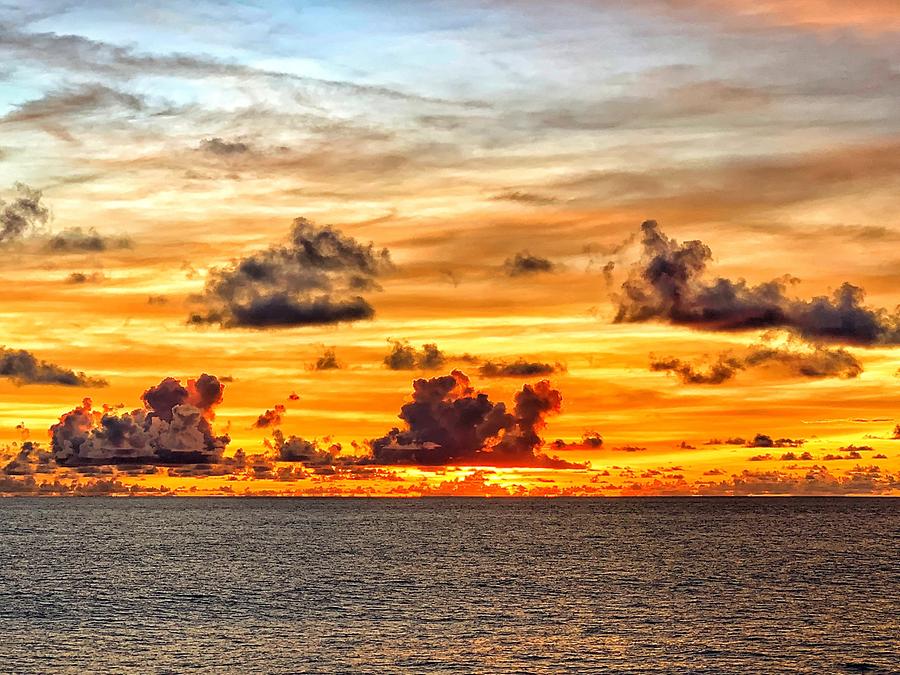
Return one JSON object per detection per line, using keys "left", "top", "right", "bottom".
{"left": 823, "top": 446, "right": 869, "bottom": 461}
{"left": 742, "top": 345, "right": 862, "bottom": 378}
{"left": 50, "top": 374, "right": 229, "bottom": 466}
{"left": 616, "top": 221, "right": 900, "bottom": 345}
{"left": 312, "top": 347, "right": 341, "bottom": 370}
{"left": 65, "top": 271, "right": 104, "bottom": 284}
{"left": 504, "top": 251, "right": 556, "bottom": 277}
{"left": 0, "top": 347, "right": 106, "bottom": 387}
{"left": 780, "top": 451, "right": 814, "bottom": 461}
{"left": 650, "top": 354, "right": 740, "bottom": 384}
{"left": 270, "top": 430, "right": 338, "bottom": 466}
{"left": 383, "top": 340, "right": 446, "bottom": 371}
{"left": 706, "top": 437, "right": 747, "bottom": 445}
{"left": 196, "top": 296, "right": 374, "bottom": 328}
{"left": 253, "top": 404, "right": 285, "bottom": 429}
{"left": 479, "top": 359, "right": 562, "bottom": 378}
{"left": 1, "top": 182, "right": 49, "bottom": 243}
{"left": 748, "top": 434, "right": 805, "bottom": 448}
{"left": 199, "top": 137, "right": 251, "bottom": 155}
{"left": 2, "top": 441, "right": 55, "bottom": 476}
{"left": 369, "top": 370, "right": 580, "bottom": 468}
{"left": 550, "top": 431, "right": 604, "bottom": 452}
{"left": 190, "top": 217, "right": 391, "bottom": 328}
{"left": 649, "top": 344, "right": 862, "bottom": 384}
{"left": 46, "top": 227, "right": 131, "bottom": 253}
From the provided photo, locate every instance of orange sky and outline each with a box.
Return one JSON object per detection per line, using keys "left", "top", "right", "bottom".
{"left": 0, "top": 0, "right": 898, "bottom": 496}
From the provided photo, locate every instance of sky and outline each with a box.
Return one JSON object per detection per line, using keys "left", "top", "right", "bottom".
{"left": 0, "top": 0, "right": 898, "bottom": 496}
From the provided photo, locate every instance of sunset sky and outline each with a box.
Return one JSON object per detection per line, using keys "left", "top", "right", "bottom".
{"left": 1, "top": 0, "right": 898, "bottom": 496}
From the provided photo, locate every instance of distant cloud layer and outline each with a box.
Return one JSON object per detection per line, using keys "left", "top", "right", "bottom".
{"left": 190, "top": 218, "right": 392, "bottom": 328}
{"left": 617, "top": 221, "right": 900, "bottom": 345}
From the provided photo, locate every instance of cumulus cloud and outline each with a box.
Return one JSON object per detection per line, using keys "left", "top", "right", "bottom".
{"left": 50, "top": 374, "right": 229, "bottom": 466}
{"left": 706, "top": 437, "right": 748, "bottom": 445}
{"left": 504, "top": 251, "right": 556, "bottom": 276}
{"left": 2, "top": 441, "right": 55, "bottom": 476}
{"left": 649, "top": 344, "right": 862, "bottom": 384}
{"left": 550, "top": 431, "right": 604, "bottom": 452}
{"left": 616, "top": 220, "right": 900, "bottom": 345}
{"left": 253, "top": 404, "right": 285, "bottom": 429}
{"left": 369, "top": 370, "right": 580, "bottom": 468}
{"left": 312, "top": 347, "right": 341, "bottom": 370}
{"left": 270, "top": 429, "right": 338, "bottom": 466}
{"left": 0, "top": 347, "right": 106, "bottom": 386}
{"left": 479, "top": 359, "right": 563, "bottom": 378}
{"left": 780, "top": 451, "right": 814, "bottom": 461}
{"left": 1, "top": 182, "right": 49, "bottom": 243}
{"left": 383, "top": 340, "right": 446, "bottom": 370}
{"left": 747, "top": 434, "right": 805, "bottom": 448}
{"left": 190, "top": 217, "right": 391, "bottom": 328}
{"left": 822, "top": 445, "right": 870, "bottom": 461}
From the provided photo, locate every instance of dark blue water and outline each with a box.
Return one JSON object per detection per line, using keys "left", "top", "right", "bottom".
{"left": 0, "top": 498, "right": 897, "bottom": 673}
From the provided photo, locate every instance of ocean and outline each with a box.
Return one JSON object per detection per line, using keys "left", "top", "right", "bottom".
{"left": 0, "top": 498, "right": 897, "bottom": 673}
